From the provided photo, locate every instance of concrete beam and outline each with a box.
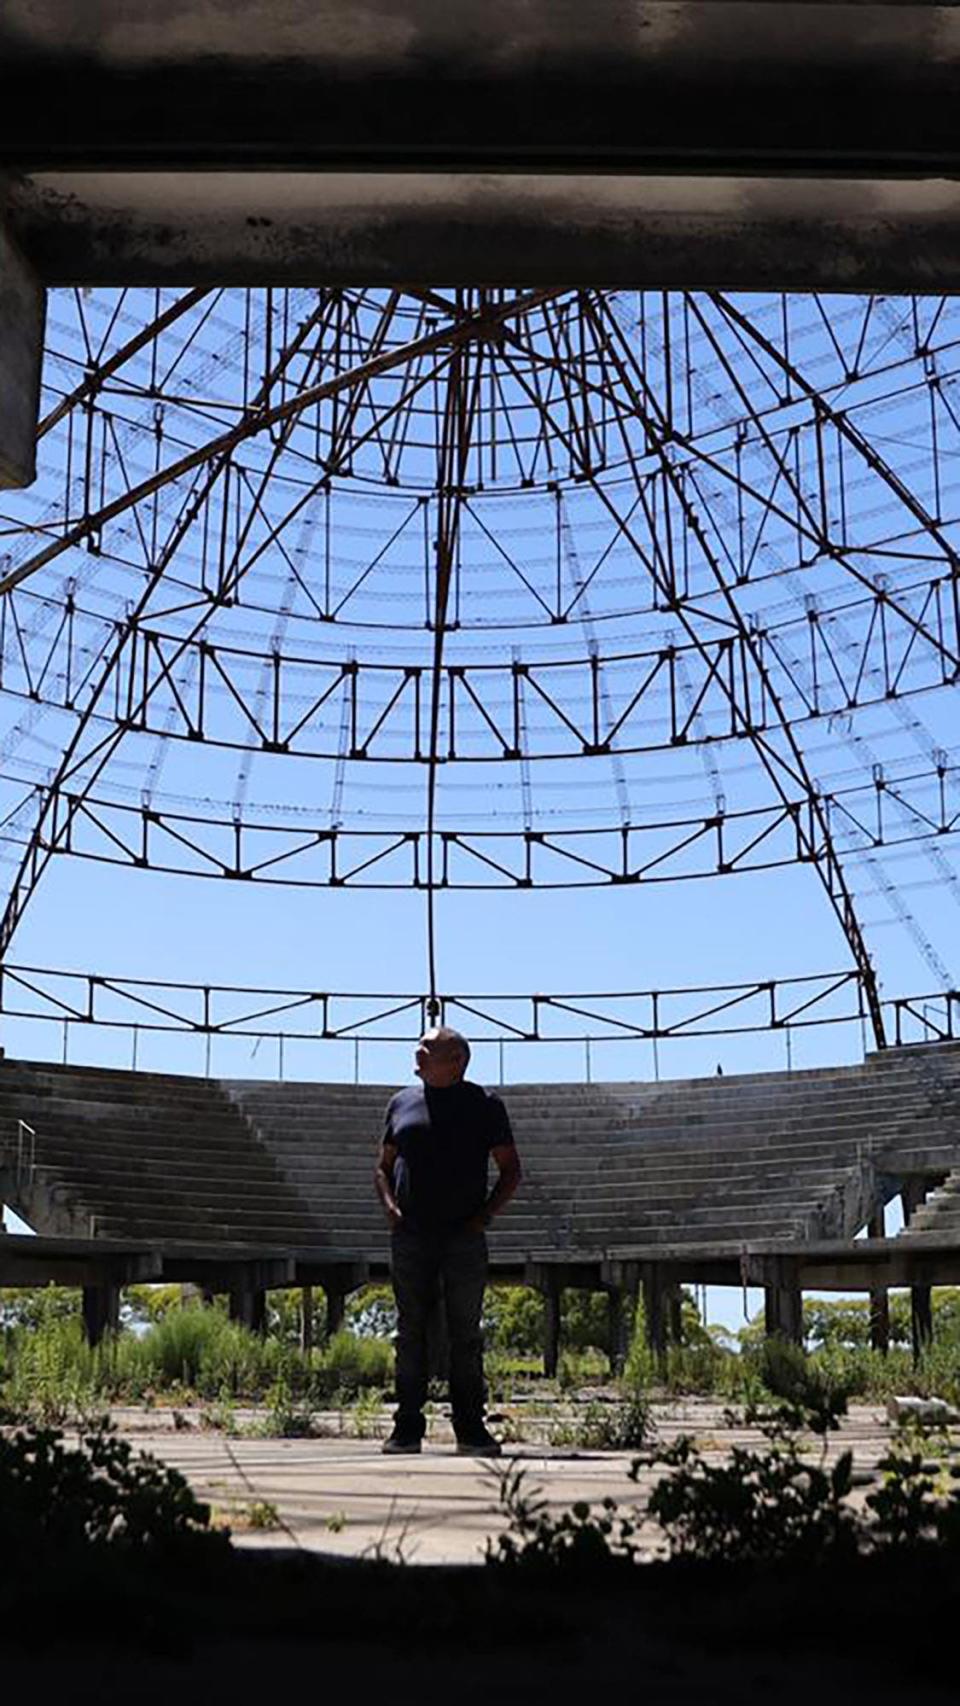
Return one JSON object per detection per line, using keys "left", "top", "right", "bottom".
{"left": 3, "top": 4, "right": 960, "bottom": 177}
{"left": 11, "top": 172, "right": 960, "bottom": 292}
{"left": 0, "top": 220, "right": 44, "bottom": 488}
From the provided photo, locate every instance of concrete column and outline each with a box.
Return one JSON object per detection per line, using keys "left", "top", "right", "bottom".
{"left": 323, "top": 1284, "right": 346, "bottom": 1339}
{"left": 228, "top": 1286, "right": 266, "bottom": 1335}
{"left": 868, "top": 1208, "right": 890, "bottom": 1355}
{"left": 911, "top": 1286, "right": 934, "bottom": 1364}
{"left": 764, "top": 1262, "right": 804, "bottom": 1345}
{"left": 542, "top": 1275, "right": 561, "bottom": 1379}
{"left": 0, "top": 223, "right": 45, "bottom": 489}
{"left": 667, "top": 1284, "right": 684, "bottom": 1347}
{"left": 642, "top": 1264, "right": 668, "bottom": 1365}
{"left": 901, "top": 1181, "right": 932, "bottom": 1364}
{"left": 82, "top": 1281, "right": 120, "bottom": 1347}
{"left": 300, "top": 1283, "right": 314, "bottom": 1354}
{"left": 607, "top": 1265, "right": 640, "bottom": 1375}
{"left": 606, "top": 1286, "right": 627, "bottom": 1375}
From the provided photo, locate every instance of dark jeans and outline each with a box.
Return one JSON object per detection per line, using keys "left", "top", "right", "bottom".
{"left": 390, "top": 1223, "right": 488, "bottom": 1440}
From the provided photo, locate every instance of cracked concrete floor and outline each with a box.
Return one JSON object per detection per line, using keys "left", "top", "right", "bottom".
{"left": 118, "top": 1399, "right": 910, "bottom": 1564}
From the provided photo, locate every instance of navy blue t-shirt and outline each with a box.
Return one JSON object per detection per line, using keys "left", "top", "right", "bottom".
{"left": 383, "top": 1080, "right": 514, "bottom": 1230}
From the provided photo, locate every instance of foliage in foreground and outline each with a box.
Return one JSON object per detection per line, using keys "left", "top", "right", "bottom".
{"left": 487, "top": 1376, "right": 960, "bottom": 1571}
{"left": 0, "top": 1423, "right": 227, "bottom": 1554}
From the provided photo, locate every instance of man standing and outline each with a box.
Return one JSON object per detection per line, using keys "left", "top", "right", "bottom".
{"left": 374, "top": 1026, "right": 522, "bottom": 1455}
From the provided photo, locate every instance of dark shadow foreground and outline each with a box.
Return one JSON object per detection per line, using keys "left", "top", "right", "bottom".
{"left": 2, "top": 1541, "right": 957, "bottom": 1705}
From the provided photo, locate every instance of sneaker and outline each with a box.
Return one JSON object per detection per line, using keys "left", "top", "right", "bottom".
{"left": 455, "top": 1429, "right": 502, "bottom": 1458}
{"left": 381, "top": 1433, "right": 422, "bottom": 1455}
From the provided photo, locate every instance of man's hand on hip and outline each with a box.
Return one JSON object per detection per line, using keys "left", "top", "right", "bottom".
{"left": 462, "top": 1210, "right": 491, "bottom": 1236}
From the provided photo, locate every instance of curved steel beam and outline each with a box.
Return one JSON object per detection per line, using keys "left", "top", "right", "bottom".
{"left": 5, "top": 763, "right": 955, "bottom": 891}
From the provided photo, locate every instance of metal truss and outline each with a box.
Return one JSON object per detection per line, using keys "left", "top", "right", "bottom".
{"left": 3, "top": 760, "right": 955, "bottom": 891}
{"left": 0, "top": 575, "right": 954, "bottom": 760}
{"left": 2, "top": 289, "right": 960, "bottom": 1043}
{"left": 0, "top": 288, "right": 557, "bottom": 956}
{"left": 0, "top": 962, "right": 886, "bottom": 1048}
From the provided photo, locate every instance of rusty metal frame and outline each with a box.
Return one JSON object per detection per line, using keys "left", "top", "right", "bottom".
{"left": 0, "top": 573, "right": 952, "bottom": 758}
{"left": 0, "top": 961, "right": 877, "bottom": 1047}
{"left": 0, "top": 758, "right": 954, "bottom": 891}
{"left": 0, "top": 286, "right": 558, "bottom": 956}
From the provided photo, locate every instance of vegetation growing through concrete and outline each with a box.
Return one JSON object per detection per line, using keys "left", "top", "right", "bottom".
{"left": 3, "top": 1282, "right": 960, "bottom": 1434}
{"left": 488, "top": 1369, "right": 960, "bottom": 1571}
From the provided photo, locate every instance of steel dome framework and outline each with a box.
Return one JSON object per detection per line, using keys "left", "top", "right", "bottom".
{"left": 1, "top": 285, "right": 959, "bottom": 1058}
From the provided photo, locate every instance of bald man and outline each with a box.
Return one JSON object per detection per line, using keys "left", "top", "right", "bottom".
{"left": 375, "top": 1026, "right": 522, "bottom": 1455}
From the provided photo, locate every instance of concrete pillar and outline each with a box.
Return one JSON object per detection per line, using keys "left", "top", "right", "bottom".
{"left": 323, "top": 1284, "right": 346, "bottom": 1339}
{"left": 542, "top": 1275, "right": 561, "bottom": 1379}
{"left": 300, "top": 1283, "right": 314, "bottom": 1354}
{"left": 764, "top": 1262, "right": 803, "bottom": 1345}
{"left": 911, "top": 1286, "right": 934, "bottom": 1364}
{"left": 0, "top": 223, "right": 45, "bottom": 489}
{"left": 607, "top": 1282, "right": 637, "bottom": 1371}
{"left": 901, "top": 1181, "right": 932, "bottom": 1364}
{"left": 82, "top": 1281, "right": 120, "bottom": 1347}
{"left": 667, "top": 1284, "right": 684, "bottom": 1346}
{"left": 642, "top": 1264, "right": 668, "bottom": 1365}
{"left": 868, "top": 1208, "right": 890, "bottom": 1355}
{"left": 229, "top": 1286, "right": 266, "bottom": 1335}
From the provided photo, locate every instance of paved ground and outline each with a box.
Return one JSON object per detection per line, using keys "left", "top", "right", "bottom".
{"left": 111, "top": 1398, "right": 919, "bottom": 1564}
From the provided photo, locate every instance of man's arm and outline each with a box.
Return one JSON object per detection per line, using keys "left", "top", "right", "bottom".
{"left": 465, "top": 1142, "right": 522, "bottom": 1233}
{"left": 484, "top": 1142, "right": 522, "bottom": 1225}
{"left": 374, "top": 1138, "right": 403, "bottom": 1228}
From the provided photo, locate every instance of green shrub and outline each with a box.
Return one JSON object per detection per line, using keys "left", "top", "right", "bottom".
{"left": 314, "top": 1330, "right": 393, "bottom": 1400}
{"left": 0, "top": 1423, "right": 227, "bottom": 1555}
{"left": 753, "top": 1338, "right": 853, "bottom": 1433}
{"left": 641, "top": 1427, "right": 860, "bottom": 1563}
{"left": 485, "top": 1461, "right": 640, "bottom": 1570}
{"left": 484, "top": 1286, "right": 545, "bottom": 1355}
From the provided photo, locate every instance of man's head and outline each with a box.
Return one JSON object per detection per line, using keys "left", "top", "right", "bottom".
{"left": 415, "top": 1026, "right": 470, "bottom": 1089}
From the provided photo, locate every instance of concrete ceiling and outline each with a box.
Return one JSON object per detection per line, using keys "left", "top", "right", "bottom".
{"left": 2, "top": 2, "right": 960, "bottom": 287}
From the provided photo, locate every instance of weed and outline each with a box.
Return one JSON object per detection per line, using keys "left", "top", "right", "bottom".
{"left": 485, "top": 1461, "right": 640, "bottom": 1570}
{"left": 352, "top": 1387, "right": 385, "bottom": 1439}
{"left": 640, "top": 1427, "right": 859, "bottom": 1563}
{"left": 547, "top": 1394, "right": 652, "bottom": 1451}
{"left": 247, "top": 1500, "right": 281, "bottom": 1531}
{"left": 200, "top": 1390, "right": 239, "bottom": 1435}
{"left": 259, "top": 1377, "right": 316, "bottom": 1438}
